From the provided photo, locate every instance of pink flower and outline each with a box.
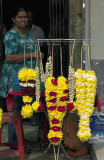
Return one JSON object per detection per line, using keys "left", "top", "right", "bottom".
{"left": 67, "top": 102, "right": 75, "bottom": 110}
{"left": 63, "top": 89, "right": 69, "bottom": 94}
{"left": 48, "top": 105, "right": 57, "bottom": 111}
{"left": 59, "top": 96, "right": 67, "bottom": 102}
{"left": 65, "top": 80, "right": 68, "bottom": 84}
{"left": 37, "top": 103, "right": 43, "bottom": 112}
{"left": 51, "top": 118, "right": 60, "bottom": 124}
{"left": 27, "top": 87, "right": 35, "bottom": 97}
{"left": 51, "top": 126, "right": 61, "bottom": 132}
{"left": 57, "top": 106, "right": 65, "bottom": 112}
{"left": 27, "top": 80, "right": 35, "bottom": 83}
{"left": 50, "top": 137, "right": 60, "bottom": 143}
{"left": 49, "top": 92, "right": 57, "bottom": 97}
{"left": 51, "top": 79, "right": 58, "bottom": 86}
{"left": 49, "top": 98, "right": 57, "bottom": 103}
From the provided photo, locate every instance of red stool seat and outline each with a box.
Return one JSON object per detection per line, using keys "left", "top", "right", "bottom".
{"left": 0, "top": 112, "right": 25, "bottom": 160}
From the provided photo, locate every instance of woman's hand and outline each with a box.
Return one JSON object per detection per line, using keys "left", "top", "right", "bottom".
{"left": 31, "top": 51, "right": 44, "bottom": 59}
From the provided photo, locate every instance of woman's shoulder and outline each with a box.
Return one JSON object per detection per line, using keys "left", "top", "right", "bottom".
{"left": 3, "top": 29, "right": 19, "bottom": 41}
{"left": 5, "top": 28, "right": 19, "bottom": 35}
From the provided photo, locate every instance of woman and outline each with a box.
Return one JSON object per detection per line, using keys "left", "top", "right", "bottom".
{"left": 0, "top": 7, "right": 42, "bottom": 144}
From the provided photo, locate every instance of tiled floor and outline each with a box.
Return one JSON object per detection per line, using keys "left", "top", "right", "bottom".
{"left": 0, "top": 121, "right": 92, "bottom": 160}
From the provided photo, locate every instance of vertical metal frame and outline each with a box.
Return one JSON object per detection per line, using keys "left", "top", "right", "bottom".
{"left": 83, "top": 0, "right": 90, "bottom": 71}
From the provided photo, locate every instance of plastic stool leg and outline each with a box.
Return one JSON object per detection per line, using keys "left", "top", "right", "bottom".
{"left": 0, "top": 124, "right": 3, "bottom": 145}
{"left": 14, "top": 119, "right": 25, "bottom": 160}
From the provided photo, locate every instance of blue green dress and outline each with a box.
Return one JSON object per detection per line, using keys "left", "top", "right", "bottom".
{"left": 0, "top": 29, "right": 36, "bottom": 98}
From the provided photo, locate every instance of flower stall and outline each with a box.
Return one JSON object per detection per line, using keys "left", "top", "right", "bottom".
{"left": 0, "top": 39, "right": 97, "bottom": 160}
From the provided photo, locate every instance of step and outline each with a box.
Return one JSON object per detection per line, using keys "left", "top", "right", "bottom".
{"left": 1, "top": 121, "right": 39, "bottom": 142}
{"left": 90, "top": 143, "right": 104, "bottom": 160}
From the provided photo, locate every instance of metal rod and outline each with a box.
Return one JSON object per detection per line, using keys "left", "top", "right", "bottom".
{"left": 43, "top": 142, "right": 52, "bottom": 155}
{"left": 60, "top": 143, "right": 71, "bottom": 159}
{"left": 37, "top": 38, "right": 91, "bottom": 42}
{"left": 84, "top": 0, "right": 90, "bottom": 71}
{"left": 56, "top": 144, "right": 60, "bottom": 160}
{"left": 0, "top": 0, "right": 3, "bottom": 21}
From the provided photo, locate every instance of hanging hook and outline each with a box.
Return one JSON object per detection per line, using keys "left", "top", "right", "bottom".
{"left": 60, "top": 45, "right": 63, "bottom": 76}
{"left": 81, "top": 43, "right": 91, "bottom": 70}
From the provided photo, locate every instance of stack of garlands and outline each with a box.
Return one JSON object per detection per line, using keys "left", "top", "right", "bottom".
{"left": 0, "top": 108, "right": 3, "bottom": 128}
{"left": 75, "top": 69, "right": 97, "bottom": 142}
{"left": 18, "top": 68, "right": 36, "bottom": 118}
{"left": 45, "top": 76, "right": 69, "bottom": 145}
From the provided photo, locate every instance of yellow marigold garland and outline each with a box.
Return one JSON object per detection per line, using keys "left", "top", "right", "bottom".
{"left": 22, "top": 96, "right": 32, "bottom": 103}
{"left": 18, "top": 68, "right": 27, "bottom": 82}
{"left": 21, "top": 104, "right": 33, "bottom": 119}
{"left": 75, "top": 69, "right": 97, "bottom": 142}
{"left": 45, "top": 76, "right": 69, "bottom": 145}
{"left": 18, "top": 68, "right": 36, "bottom": 119}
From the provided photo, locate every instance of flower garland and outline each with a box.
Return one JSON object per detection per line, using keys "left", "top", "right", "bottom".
{"left": 32, "top": 66, "right": 43, "bottom": 113}
{"left": 32, "top": 56, "right": 53, "bottom": 114}
{"left": 45, "top": 76, "right": 69, "bottom": 145}
{"left": 18, "top": 68, "right": 36, "bottom": 118}
{"left": 45, "top": 56, "right": 53, "bottom": 82}
{"left": 67, "top": 65, "right": 76, "bottom": 112}
{"left": 39, "top": 59, "right": 45, "bottom": 83}
{"left": 0, "top": 108, "right": 3, "bottom": 128}
{"left": 75, "top": 69, "right": 97, "bottom": 142}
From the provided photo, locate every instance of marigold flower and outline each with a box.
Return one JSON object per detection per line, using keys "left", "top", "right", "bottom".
{"left": 21, "top": 104, "right": 33, "bottom": 119}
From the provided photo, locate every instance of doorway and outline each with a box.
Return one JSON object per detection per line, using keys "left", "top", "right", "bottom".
{"left": 2, "top": 0, "right": 49, "bottom": 37}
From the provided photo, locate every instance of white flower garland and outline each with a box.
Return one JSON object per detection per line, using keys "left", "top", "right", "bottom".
{"left": 75, "top": 69, "right": 97, "bottom": 142}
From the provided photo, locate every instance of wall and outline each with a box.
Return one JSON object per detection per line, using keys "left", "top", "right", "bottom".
{"left": 90, "top": 0, "right": 104, "bottom": 59}
{"left": 90, "top": 0, "right": 104, "bottom": 99}
{"left": 69, "top": 0, "right": 83, "bottom": 70}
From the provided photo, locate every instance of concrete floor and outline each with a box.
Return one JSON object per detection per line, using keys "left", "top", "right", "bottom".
{"left": 0, "top": 121, "right": 92, "bottom": 160}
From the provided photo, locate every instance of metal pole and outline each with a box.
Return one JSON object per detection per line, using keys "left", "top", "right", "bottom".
{"left": 83, "top": 0, "right": 90, "bottom": 71}
{"left": 0, "top": 0, "right": 4, "bottom": 110}
{"left": 0, "top": 0, "right": 2, "bottom": 20}
{"left": 0, "top": 0, "right": 3, "bottom": 49}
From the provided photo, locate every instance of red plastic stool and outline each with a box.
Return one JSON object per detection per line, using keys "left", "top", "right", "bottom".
{"left": 0, "top": 112, "right": 25, "bottom": 160}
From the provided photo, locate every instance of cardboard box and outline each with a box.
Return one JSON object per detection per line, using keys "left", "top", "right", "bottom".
{"left": 88, "top": 114, "right": 104, "bottom": 143}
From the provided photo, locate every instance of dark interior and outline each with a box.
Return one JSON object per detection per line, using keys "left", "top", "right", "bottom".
{"left": 2, "top": 0, "right": 49, "bottom": 37}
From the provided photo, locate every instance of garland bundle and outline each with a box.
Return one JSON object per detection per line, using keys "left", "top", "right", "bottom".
{"left": 18, "top": 68, "right": 36, "bottom": 118}
{"left": 75, "top": 69, "right": 97, "bottom": 142}
{"left": 32, "top": 66, "right": 43, "bottom": 113}
{"left": 67, "top": 65, "right": 76, "bottom": 111}
{"left": 45, "top": 76, "right": 69, "bottom": 145}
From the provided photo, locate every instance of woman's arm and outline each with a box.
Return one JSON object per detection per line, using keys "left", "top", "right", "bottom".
{"left": 5, "top": 51, "right": 37, "bottom": 63}
{"left": 5, "top": 51, "right": 44, "bottom": 63}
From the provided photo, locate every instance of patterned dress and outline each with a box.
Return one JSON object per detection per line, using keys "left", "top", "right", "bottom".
{"left": 0, "top": 29, "right": 36, "bottom": 98}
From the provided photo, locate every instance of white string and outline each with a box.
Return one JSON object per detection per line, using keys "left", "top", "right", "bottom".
{"left": 53, "top": 145, "right": 57, "bottom": 160}
{"left": 24, "top": 44, "right": 25, "bottom": 68}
